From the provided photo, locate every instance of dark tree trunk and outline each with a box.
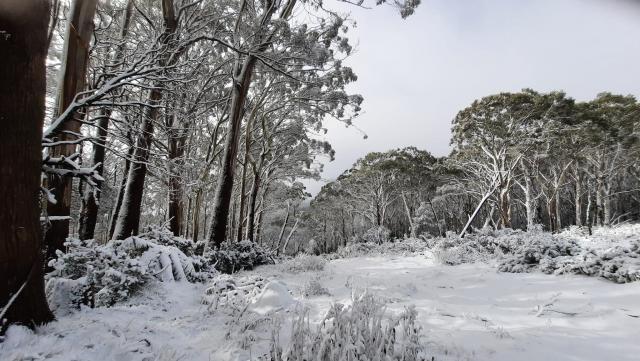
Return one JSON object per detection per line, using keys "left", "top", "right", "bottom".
{"left": 208, "top": 56, "right": 260, "bottom": 247}
{"left": 246, "top": 170, "right": 261, "bottom": 242}
{"left": 44, "top": 0, "right": 97, "bottom": 260}
{"left": 78, "top": 0, "right": 134, "bottom": 240}
{"left": 0, "top": 0, "right": 54, "bottom": 329}
{"left": 112, "top": 91, "right": 160, "bottom": 239}
{"left": 192, "top": 189, "right": 204, "bottom": 242}
{"left": 207, "top": 0, "right": 284, "bottom": 248}
{"left": 111, "top": 0, "right": 177, "bottom": 239}
{"left": 236, "top": 122, "right": 253, "bottom": 242}
{"left": 167, "top": 116, "right": 186, "bottom": 236}
{"left": 108, "top": 144, "right": 133, "bottom": 239}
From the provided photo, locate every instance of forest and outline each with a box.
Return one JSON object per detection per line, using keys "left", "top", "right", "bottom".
{"left": 1, "top": 1, "right": 639, "bottom": 360}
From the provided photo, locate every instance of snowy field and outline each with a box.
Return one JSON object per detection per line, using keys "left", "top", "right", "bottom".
{"left": 2, "top": 230, "right": 640, "bottom": 361}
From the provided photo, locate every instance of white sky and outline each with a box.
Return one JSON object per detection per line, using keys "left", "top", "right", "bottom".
{"left": 305, "top": 0, "right": 640, "bottom": 195}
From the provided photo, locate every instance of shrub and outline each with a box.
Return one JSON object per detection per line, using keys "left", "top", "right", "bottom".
{"left": 202, "top": 274, "right": 267, "bottom": 314}
{"left": 336, "top": 238, "right": 428, "bottom": 259}
{"left": 47, "top": 235, "right": 213, "bottom": 311}
{"left": 301, "top": 277, "right": 330, "bottom": 298}
{"left": 361, "top": 226, "right": 391, "bottom": 244}
{"left": 279, "top": 255, "right": 326, "bottom": 273}
{"left": 207, "top": 240, "right": 274, "bottom": 274}
{"left": 271, "top": 292, "right": 424, "bottom": 361}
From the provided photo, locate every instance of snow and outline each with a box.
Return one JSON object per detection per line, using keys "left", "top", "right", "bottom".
{"left": 246, "top": 281, "right": 296, "bottom": 315}
{"left": 3, "top": 228, "right": 640, "bottom": 361}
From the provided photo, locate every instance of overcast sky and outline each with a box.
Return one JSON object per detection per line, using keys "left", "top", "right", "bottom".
{"left": 304, "top": 0, "right": 640, "bottom": 195}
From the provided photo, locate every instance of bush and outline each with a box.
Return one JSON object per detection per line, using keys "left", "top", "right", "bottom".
{"left": 47, "top": 235, "right": 213, "bottom": 311}
{"left": 497, "top": 234, "right": 581, "bottom": 273}
{"left": 361, "top": 226, "right": 391, "bottom": 244}
{"left": 271, "top": 292, "right": 424, "bottom": 361}
{"left": 536, "top": 242, "right": 640, "bottom": 283}
{"left": 301, "top": 277, "right": 330, "bottom": 298}
{"left": 202, "top": 274, "right": 267, "bottom": 314}
{"left": 207, "top": 240, "right": 274, "bottom": 274}
{"left": 279, "top": 255, "right": 326, "bottom": 273}
{"left": 336, "top": 238, "right": 428, "bottom": 259}
{"left": 430, "top": 226, "right": 640, "bottom": 283}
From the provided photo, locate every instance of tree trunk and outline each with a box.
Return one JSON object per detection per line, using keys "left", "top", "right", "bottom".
{"left": 547, "top": 199, "right": 557, "bottom": 233}
{"left": 111, "top": 0, "right": 177, "bottom": 239}
{"left": 78, "top": 0, "right": 134, "bottom": 240}
{"left": 555, "top": 189, "right": 562, "bottom": 231}
{"left": 275, "top": 201, "right": 290, "bottom": 255}
{"left": 0, "top": 0, "right": 54, "bottom": 329}
{"left": 282, "top": 214, "right": 301, "bottom": 255}
{"left": 167, "top": 137, "right": 185, "bottom": 236}
{"left": 460, "top": 180, "right": 499, "bottom": 238}
{"left": 401, "top": 192, "right": 416, "bottom": 238}
{"left": 236, "top": 111, "right": 257, "bottom": 241}
{"left": 245, "top": 170, "right": 261, "bottom": 241}
{"left": 603, "top": 183, "right": 611, "bottom": 227}
{"left": 521, "top": 160, "right": 537, "bottom": 230}
{"left": 574, "top": 167, "right": 583, "bottom": 227}
{"left": 167, "top": 109, "right": 186, "bottom": 236}
{"left": 112, "top": 90, "right": 160, "bottom": 239}
{"left": 498, "top": 186, "right": 512, "bottom": 229}
{"left": 192, "top": 189, "right": 204, "bottom": 242}
{"left": 108, "top": 144, "right": 133, "bottom": 239}
{"left": 208, "top": 56, "right": 260, "bottom": 247}
{"left": 44, "top": 0, "right": 97, "bottom": 259}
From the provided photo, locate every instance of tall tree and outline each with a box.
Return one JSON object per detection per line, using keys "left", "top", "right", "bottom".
{"left": 112, "top": 0, "right": 178, "bottom": 239}
{"left": 0, "top": 0, "right": 54, "bottom": 329}
{"left": 78, "top": 0, "right": 135, "bottom": 240}
{"left": 43, "top": 0, "right": 98, "bottom": 259}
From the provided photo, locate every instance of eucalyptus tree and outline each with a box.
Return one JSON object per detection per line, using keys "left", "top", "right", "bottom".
{"left": 451, "top": 91, "right": 546, "bottom": 229}
{"left": 43, "top": 0, "right": 98, "bottom": 259}
{"left": 579, "top": 93, "right": 640, "bottom": 226}
{"left": 207, "top": 0, "right": 420, "bottom": 248}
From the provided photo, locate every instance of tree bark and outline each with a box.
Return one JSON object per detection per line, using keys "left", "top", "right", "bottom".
{"left": 79, "top": 0, "right": 134, "bottom": 240}
{"left": 275, "top": 201, "right": 290, "bottom": 254}
{"left": 167, "top": 106, "right": 186, "bottom": 236}
{"left": 0, "top": 0, "right": 54, "bottom": 328}
{"left": 245, "top": 170, "right": 261, "bottom": 241}
{"left": 401, "top": 192, "right": 416, "bottom": 238}
{"left": 208, "top": 57, "right": 260, "bottom": 247}
{"left": 108, "top": 144, "right": 133, "bottom": 239}
{"left": 44, "top": 0, "right": 97, "bottom": 259}
{"left": 574, "top": 166, "right": 583, "bottom": 227}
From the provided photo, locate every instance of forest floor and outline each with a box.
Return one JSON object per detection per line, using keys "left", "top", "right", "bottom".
{"left": 3, "top": 231, "right": 640, "bottom": 361}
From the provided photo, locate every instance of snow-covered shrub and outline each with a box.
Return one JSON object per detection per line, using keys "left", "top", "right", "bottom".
{"left": 436, "top": 225, "right": 640, "bottom": 283}
{"left": 537, "top": 242, "right": 640, "bottom": 283}
{"left": 143, "top": 225, "right": 197, "bottom": 256}
{"left": 271, "top": 293, "right": 424, "bottom": 361}
{"left": 305, "top": 238, "right": 323, "bottom": 255}
{"left": 202, "top": 274, "right": 267, "bottom": 314}
{"left": 432, "top": 228, "right": 569, "bottom": 266}
{"left": 207, "top": 240, "right": 274, "bottom": 274}
{"left": 301, "top": 277, "right": 330, "bottom": 297}
{"left": 279, "top": 254, "right": 326, "bottom": 273}
{"left": 47, "top": 236, "right": 212, "bottom": 309}
{"left": 336, "top": 238, "right": 428, "bottom": 258}
{"left": 47, "top": 238, "right": 147, "bottom": 308}
{"left": 497, "top": 234, "right": 581, "bottom": 273}
{"left": 360, "top": 226, "right": 391, "bottom": 244}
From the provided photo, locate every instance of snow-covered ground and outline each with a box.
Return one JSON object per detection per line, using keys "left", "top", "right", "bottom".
{"left": 3, "top": 232, "right": 640, "bottom": 361}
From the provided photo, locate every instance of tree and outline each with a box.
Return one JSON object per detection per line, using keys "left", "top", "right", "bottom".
{"left": 0, "top": 0, "right": 54, "bottom": 329}
{"left": 43, "top": 0, "right": 98, "bottom": 259}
